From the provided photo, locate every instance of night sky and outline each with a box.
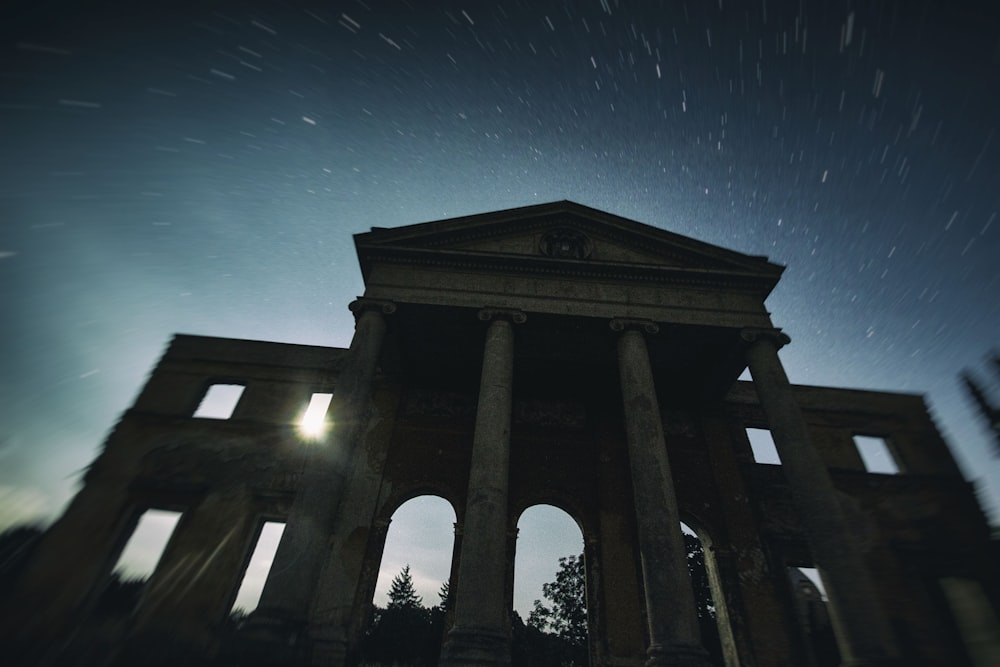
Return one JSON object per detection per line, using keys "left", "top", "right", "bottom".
{"left": 2, "top": 0, "right": 998, "bottom": 613}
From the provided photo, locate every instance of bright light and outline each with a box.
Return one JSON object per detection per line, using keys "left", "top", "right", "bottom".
{"left": 298, "top": 393, "right": 332, "bottom": 439}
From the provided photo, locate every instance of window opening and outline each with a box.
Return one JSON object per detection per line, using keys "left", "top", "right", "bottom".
{"left": 230, "top": 521, "right": 286, "bottom": 615}
{"left": 853, "top": 435, "right": 900, "bottom": 474}
{"left": 193, "top": 384, "right": 245, "bottom": 419}
{"left": 298, "top": 392, "right": 333, "bottom": 439}
{"left": 95, "top": 509, "right": 182, "bottom": 617}
{"left": 746, "top": 427, "right": 782, "bottom": 464}
{"left": 112, "top": 509, "right": 182, "bottom": 581}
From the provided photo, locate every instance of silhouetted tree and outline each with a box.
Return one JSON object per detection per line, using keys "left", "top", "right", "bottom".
{"left": 521, "top": 537, "right": 726, "bottom": 666}
{"left": 528, "top": 554, "right": 587, "bottom": 647}
{"left": 359, "top": 565, "right": 437, "bottom": 666}
{"left": 437, "top": 579, "right": 452, "bottom": 613}
{"left": 961, "top": 355, "right": 1000, "bottom": 455}
{"left": 525, "top": 553, "right": 587, "bottom": 667}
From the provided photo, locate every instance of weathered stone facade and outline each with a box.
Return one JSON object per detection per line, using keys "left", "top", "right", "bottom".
{"left": 3, "top": 201, "right": 997, "bottom": 666}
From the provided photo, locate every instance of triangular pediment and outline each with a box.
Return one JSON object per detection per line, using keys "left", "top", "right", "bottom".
{"left": 355, "top": 201, "right": 783, "bottom": 294}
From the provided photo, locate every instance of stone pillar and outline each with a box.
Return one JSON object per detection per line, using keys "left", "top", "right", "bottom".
{"left": 611, "top": 319, "right": 712, "bottom": 667}
{"left": 742, "top": 328, "right": 900, "bottom": 666}
{"left": 253, "top": 299, "right": 394, "bottom": 636}
{"left": 441, "top": 522, "right": 462, "bottom": 634}
{"left": 939, "top": 577, "right": 1000, "bottom": 667}
{"left": 440, "top": 308, "right": 523, "bottom": 666}
{"left": 583, "top": 535, "right": 605, "bottom": 666}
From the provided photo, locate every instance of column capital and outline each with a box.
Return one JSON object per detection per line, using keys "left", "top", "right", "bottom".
{"left": 478, "top": 307, "right": 526, "bottom": 324}
{"left": 610, "top": 318, "right": 659, "bottom": 334}
{"left": 348, "top": 298, "right": 397, "bottom": 318}
{"left": 740, "top": 327, "right": 791, "bottom": 349}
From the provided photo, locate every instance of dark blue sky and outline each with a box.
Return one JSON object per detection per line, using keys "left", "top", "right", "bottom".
{"left": 1, "top": 0, "right": 998, "bottom": 541}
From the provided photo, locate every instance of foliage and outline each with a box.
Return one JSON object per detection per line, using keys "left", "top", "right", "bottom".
{"left": 358, "top": 565, "right": 442, "bottom": 666}
{"left": 521, "top": 536, "right": 725, "bottom": 666}
{"left": 684, "top": 533, "right": 715, "bottom": 620}
{"left": 527, "top": 554, "right": 587, "bottom": 647}
{"left": 960, "top": 352, "right": 1000, "bottom": 455}
{"left": 387, "top": 564, "right": 423, "bottom": 610}
{"left": 683, "top": 533, "right": 724, "bottom": 666}
{"left": 360, "top": 538, "right": 726, "bottom": 666}
{"left": 437, "top": 579, "right": 452, "bottom": 613}
{"left": 524, "top": 553, "right": 587, "bottom": 667}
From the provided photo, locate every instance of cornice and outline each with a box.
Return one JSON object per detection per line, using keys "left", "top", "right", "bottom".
{"left": 362, "top": 246, "right": 779, "bottom": 293}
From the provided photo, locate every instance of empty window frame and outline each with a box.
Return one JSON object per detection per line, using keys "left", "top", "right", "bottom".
{"left": 193, "top": 383, "right": 245, "bottom": 419}
{"left": 746, "top": 427, "right": 782, "bottom": 464}
{"left": 852, "top": 435, "right": 900, "bottom": 474}
{"left": 112, "top": 509, "right": 183, "bottom": 581}
{"left": 230, "top": 521, "right": 286, "bottom": 615}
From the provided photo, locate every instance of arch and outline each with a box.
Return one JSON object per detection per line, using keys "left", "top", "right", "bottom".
{"left": 679, "top": 518, "right": 738, "bottom": 667}
{"left": 373, "top": 495, "right": 458, "bottom": 608}
{"left": 512, "top": 496, "right": 589, "bottom": 545}
{"left": 355, "top": 494, "right": 459, "bottom": 666}
{"left": 513, "top": 504, "right": 589, "bottom": 666}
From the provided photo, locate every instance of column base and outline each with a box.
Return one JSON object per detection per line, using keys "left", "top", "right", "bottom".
{"left": 646, "top": 641, "right": 713, "bottom": 667}
{"left": 439, "top": 624, "right": 510, "bottom": 666}
{"left": 222, "top": 608, "right": 311, "bottom": 665}
{"left": 309, "top": 638, "right": 348, "bottom": 666}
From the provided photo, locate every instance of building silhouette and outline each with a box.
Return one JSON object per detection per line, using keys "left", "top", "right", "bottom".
{"left": 3, "top": 201, "right": 998, "bottom": 666}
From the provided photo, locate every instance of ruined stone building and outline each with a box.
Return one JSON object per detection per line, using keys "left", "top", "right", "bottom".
{"left": 3, "top": 201, "right": 998, "bottom": 666}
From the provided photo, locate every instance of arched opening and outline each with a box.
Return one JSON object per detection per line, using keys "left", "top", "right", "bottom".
{"left": 785, "top": 561, "right": 840, "bottom": 667}
{"left": 681, "top": 521, "right": 731, "bottom": 667}
{"left": 514, "top": 504, "right": 588, "bottom": 667}
{"left": 360, "top": 495, "right": 457, "bottom": 666}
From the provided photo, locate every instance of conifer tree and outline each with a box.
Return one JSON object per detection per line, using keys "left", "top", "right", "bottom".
{"left": 437, "top": 579, "right": 452, "bottom": 612}
{"left": 386, "top": 564, "right": 423, "bottom": 610}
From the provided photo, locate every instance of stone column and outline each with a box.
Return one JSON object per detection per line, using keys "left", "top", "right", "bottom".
{"left": 440, "top": 308, "right": 523, "bottom": 666}
{"left": 742, "top": 328, "right": 900, "bottom": 666}
{"left": 254, "top": 299, "right": 394, "bottom": 635}
{"left": 611, "top": 319, "right": 712, "bottom": 667}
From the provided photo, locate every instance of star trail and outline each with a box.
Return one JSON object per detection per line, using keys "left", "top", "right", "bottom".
{"left": 1, "top": 0, "right": 998, "bottom": 606}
